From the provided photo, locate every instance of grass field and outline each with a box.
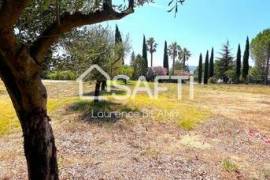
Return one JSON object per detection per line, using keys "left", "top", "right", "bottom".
{"left": 0, "top": 80, "right": 270, "bottom": 179}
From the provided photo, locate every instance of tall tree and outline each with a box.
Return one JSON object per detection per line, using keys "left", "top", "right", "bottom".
{"left": 198, "top": 53, "right": 203, "bottom": 84}
{"left": 216, "top": 41, "right": 234, "bottom": 83}
{"left": 236, "top": 44, "right": 241, "bottom": 83}
{"left": 147, "top": 37, "right": 158, "bottom": 67}
{"left": 178, "top": 47, "right": 191, "bottom": 71}
{"left": 243, "top": 37, "right": 250, "bottom": 82}
{"left": 204, "top": 50, "right": 209, "bottom": 84}
{"left": 130, "top": 51, "right": 136, "bottom": 66}
{"left": 115, "top": 25, "right": 122, "bottom": 44}
{"left": 142, "top": 35, "right": 148, "bottom": 76}
{"left": 209, "top": 48, "right": 214, "bottom": 77}
{"left": 132, "top": 54, "right": 145, "bottom": 79}
{"left": 115, "top": 25, "right": 124, "bottom": 65}
{"left": 168, "top": 42, "right": 181, "bottom": 75}
{"left": 163, "top": 41, "right": 169, "bottom": 75}
{"left": 251, "top": 30, "right": 270, "bottom": 85}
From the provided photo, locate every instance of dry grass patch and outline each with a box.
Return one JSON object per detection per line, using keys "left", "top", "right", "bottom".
{"left": 123, "top": 94, "right": 210, "bottom": 130}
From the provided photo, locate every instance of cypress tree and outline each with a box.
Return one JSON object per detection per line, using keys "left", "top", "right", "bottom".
{"left": 209, "top": 48, "right": 214, "bottom": 77}
{"left": 236, "top": 44, "right": 241, "bottom": 83}
{"left": 242, "top": 37, "right": 250, "bottom": 82}
{"left": 115, "top": 25, "right": 124, "bottom": 65}
{"left": 204, "top": 50, "right": 209, "bottom": 84}
{"left": 198, "top": 53, "right": 203, "bottom": 84}
{"left": 163, "top": 41, "right": 169, "bottom": 75}
{"left": 115, "top": 25, "right": 122, "bottom": 43}
{"left": 142, "top": 35, "right": 148, "bottom": 76}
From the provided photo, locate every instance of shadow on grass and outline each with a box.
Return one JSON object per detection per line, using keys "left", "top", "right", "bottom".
{"left": 83, "top": 89, "right": 126, "bottom": 96}
{"left": 68, "top": 100, "right": 141, "bottom": 123}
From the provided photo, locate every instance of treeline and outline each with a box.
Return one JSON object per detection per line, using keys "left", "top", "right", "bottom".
{"left": 196, "top": 39, "right": 250, "bottom": 84}
{"left": 196, "top": 29, "right": 270, "bottom": 85}
{"left": 131, "top": 39, "right": 191, "bottom": 81}
{"left": 42, "top": 25, "right": 128, "bottom": 80}
{"left": 44, "top": 25, "right": 192, "bottom": 82}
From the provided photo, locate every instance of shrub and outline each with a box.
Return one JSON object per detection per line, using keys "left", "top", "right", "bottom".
{"left": 208, "top": 77, "right": 217, "bottom": 84}
{"left": 222, "top": 159, "right": 238, "bottom": 172}
{"left": 119, "top": 66, "right": 134, "bottom": 78}
{"left": 47, "top": 71, "right": 77, "bottom": 80}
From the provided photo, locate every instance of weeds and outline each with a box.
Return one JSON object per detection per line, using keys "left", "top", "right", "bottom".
{"left": 222, "top": 159, "right": 238, "bottom": 172}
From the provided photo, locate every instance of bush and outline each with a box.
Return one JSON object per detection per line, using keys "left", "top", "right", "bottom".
{"left": 208, "top": 77, "right": 217, "bottom": 84}
{"left": 222, "top": 159, "right": 238, "bottom": 172}
{"left": 47, "top": 71, "right": 77, "bottom": 80}
{"left": 119, "top": 66, "right": 134, "bottom": 78}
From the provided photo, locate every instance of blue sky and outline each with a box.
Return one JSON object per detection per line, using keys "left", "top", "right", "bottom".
{"left": 104, "top": 0, "right": 270, "bottom": 66}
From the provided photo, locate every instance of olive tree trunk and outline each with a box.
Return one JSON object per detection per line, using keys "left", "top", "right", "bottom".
{"left": 0, "top": 50, "right": 59, "bottom": 180}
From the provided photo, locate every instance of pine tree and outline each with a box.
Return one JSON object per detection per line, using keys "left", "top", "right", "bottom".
{"left": 142, "top": 35, "right": 148, "bottom": 76}
{"left": 216, "top": 41, "right": 234, "bottom": 83}
{"left": 198, "top": 53, "right": 203, "bottom": 84}
{"left": 242, "top": 37, "right": 250, "bottom": 82}
{"left": 204, "top": 50, "right": 209, "bottom": 84}
{"left": 236, "top": 44, "right": 241, "bottom": 83}
{"left": 163, "top": 41, "right": 169, "bottom": 75}
{"left": 209, "top": 48, "right": 214, "bottom": 77}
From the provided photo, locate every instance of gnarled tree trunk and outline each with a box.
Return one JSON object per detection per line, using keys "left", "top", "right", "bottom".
{"left": 0, "top": 48, "right": 59, "bottom": 180}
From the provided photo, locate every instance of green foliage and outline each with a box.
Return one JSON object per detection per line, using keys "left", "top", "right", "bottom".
{"left": 204, "top": 50, "right": 209, "bottom": 84}
{"left": 236, "top": 44, "right": 242, "bottom": 83}
{"left": 163, "top": 41, "right": 169, "bottom": 75}
{"left": 243, "top": 37, "right": 250, "bottom": 81}
{"left": 216, "top": 41, "right": 234, "bottom": 83}
{"left": 209, "top": 48, "right": 214, "bottom": 77}
{"left": 225, "top": 69, "right": 236, "bottom": 82}
{"left": 222, "top": 159, "right": 238, "bottom": 172}
{"left": 174, "top": 60, "right": 182, "bottom": 71}
{"left": 147, "top": 37, "right": 158, "bottom": 67}
{"left": 208, "top": 77, "right": 217, "bottom": 84}
{"left": 114, "top": 25, "right": 125, "bottom": 66}
{"left": 57, "top": 25, "right": 129, "bottom": 81}
{"left": 47, "top": 70, "right": 77, "bottom": 80}
{"left": 198, "top": 54, "right": 203, "bottom": 84}
{"left": 119, "top": 65, "right": 134, "bottom": 78}
{"left": 249, "top": 66, "right": 264, "bottom": 83}
{"left": 132, "top": 55, "right": 145, "bottom": 79}
{"left": 142, "top": 36, "right": 148, "bottom": 76}
{"left": 178, "top": 47, "right": 191, "bottom": 72}
{"left": 57, "top": 26, "right": 108, "bottom": 76}
{"left": 168, "top": 42, "right": 181, "bottom": 75}
{"left": 251, "top": 30, "right": 270, "bottom": 84}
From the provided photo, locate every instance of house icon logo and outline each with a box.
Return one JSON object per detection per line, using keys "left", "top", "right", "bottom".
{"left": 76, "top": 64, "right": 111, "bottom": 100}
